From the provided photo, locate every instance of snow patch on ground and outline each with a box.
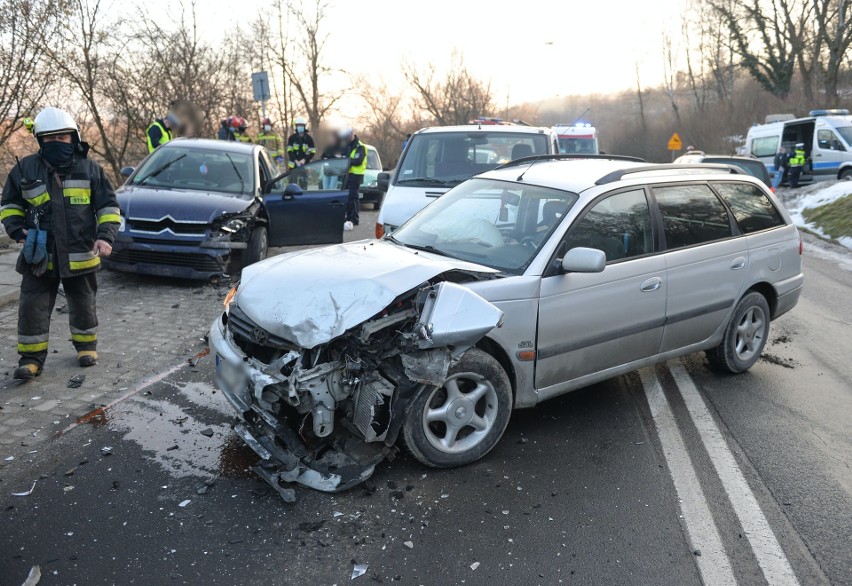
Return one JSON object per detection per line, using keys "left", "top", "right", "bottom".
{"left": 778, "top": 181, "right": 852, "bottom": 249}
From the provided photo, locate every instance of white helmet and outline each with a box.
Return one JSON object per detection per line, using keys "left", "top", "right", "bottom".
{"left": 294, "top": 116, "right": 307, "bottom": 127}
{"left": 33, "top": 107, "right": 79, "bottom": 142}
{"left": 337, "top": 127, "right": 353, "bottom": 140}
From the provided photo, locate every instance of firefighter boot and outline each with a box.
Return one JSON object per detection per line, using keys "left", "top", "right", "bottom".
{"left": 13, "top": 363, "right": 41, "bottom": 380}
{"left": 77, "top": 351, "right": 98, "bottom": 367}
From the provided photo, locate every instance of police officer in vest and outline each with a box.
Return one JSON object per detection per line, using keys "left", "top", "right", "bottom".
{"left": 0, "top": 107, "right": 121, "bottom": 380}
{"left": 788, "top": 142, "right": 806, "bottom": 188}
{"left": 286, "top": 117, "right": 316, "bottom": 169}
{"left": 257, "top": 117, "right": 285, "bottom": 165}
{"left": 146, "top": 108, "right": 180, "bottom": 153}
{"left": 339, "top": 127, "right": 366, "bottom": 230}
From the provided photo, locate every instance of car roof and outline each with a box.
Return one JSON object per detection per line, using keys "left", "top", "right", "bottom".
{"left": 476, "top": 158, "right": 761, "bottom": 194}
{"left": 164, "top": 137, "right": 258, "bottom": 155}
{"left": 414, "top": 125, "right": 553, "bottom": 136}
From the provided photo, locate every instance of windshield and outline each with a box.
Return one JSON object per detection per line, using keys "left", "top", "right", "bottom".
{"left": 131, "top": 145, "right": 254, "bottom": 195}
{"left": 557, "top": 137, "right": 598, "bottom": 154}
{"left": 367, "top": 149, "right": 381, "bottom": 170}
{"left": 836, "top": 126, "right": 852, "bottom": 146}
{"left": 396, "top": 131, "right": 549, "bottom": 186}
{"left": 391, "top": 178, "right": 578, "bottom": 274}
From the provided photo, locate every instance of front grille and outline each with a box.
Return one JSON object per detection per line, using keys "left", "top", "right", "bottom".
{"left": 109, "top": 249, "right": 225, "bottom": 271}
{"left": 133, "top": 237, "right": 201, "bottom": 246}
{"left": 128, "top": 219, "right": 209, "bottom": 235}
{"left": 228, "top": 305, "right": 298, "bottom": 353}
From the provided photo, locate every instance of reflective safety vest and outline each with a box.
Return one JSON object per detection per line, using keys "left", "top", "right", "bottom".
{"left": 789, "top": 149, "right": 806, "bottom": 167}
{"left": 349, "top": 141, "right": 367, "bottom": 176}
{"left": 257, "top": 133, "right": 284, "bottom": 159}
{"left": 0, "top": 153, "right": 120, "bottom": 278}
{"left": 146, "top": 120, "right": 171, "bottom": 153}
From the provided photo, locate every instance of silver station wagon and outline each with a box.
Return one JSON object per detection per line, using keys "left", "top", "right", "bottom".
{"left": 209, "top": 156, "right": 804, "bottom": 498}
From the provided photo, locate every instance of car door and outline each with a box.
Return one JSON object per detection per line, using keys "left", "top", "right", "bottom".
{"left": 535, "top": 188, "right": 666, "bottom": 391}
{"left": 813, "top": 128, "right": 847, "bottom": 179}
{"left": 652, "top": 183, "right": 748, "bottom": 352}
{"left": 262, "top": 158, "right": 349, "bottom": 247}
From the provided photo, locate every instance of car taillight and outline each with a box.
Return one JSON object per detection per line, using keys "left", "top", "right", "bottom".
{"left": 799, "top": 234, "right": 803, "bottom": 255}
{"left": 375, "top": 223, "right": 384, "bottom": 239}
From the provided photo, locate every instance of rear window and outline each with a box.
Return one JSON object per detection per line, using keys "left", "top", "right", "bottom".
{"left": 367, "top": 149, "right": 381, "bottom": 170}
{"left": 751, "top": 136, "right": 779, "bottom": 158}
{"left": 654, "top": 184, "right": 733, "bottom": 249}
{"left": 703, "top": 158, "right": 767, "bottom": 181}
{"left": 713, "top": 182, "right": 785, "bottom": 233}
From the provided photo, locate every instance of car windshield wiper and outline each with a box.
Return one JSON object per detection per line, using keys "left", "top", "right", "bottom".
{"left": 393, "top": 239, "right": 457, "bottom": 259}
{"left": 396, "top": 177, "right": 458, "bottom": 186}
{"left": 137, "top": 154, "right": 187, "bottom": 186}
{"left": 226, "top": 153, "right": 246, "bottom": 193}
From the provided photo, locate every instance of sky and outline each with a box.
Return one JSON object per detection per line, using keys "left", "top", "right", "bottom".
{"left": 150, "top": 0, "right": 686, "bottom": 108}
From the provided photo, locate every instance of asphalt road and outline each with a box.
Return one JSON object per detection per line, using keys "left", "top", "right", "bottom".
{"left": 0, "top": 222, "right": 849, "bottom": 585}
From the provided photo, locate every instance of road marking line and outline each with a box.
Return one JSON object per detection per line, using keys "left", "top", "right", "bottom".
{"left": 668, "top": 360, "right": 800, "bottom": 586}
{"left": 639, "top": 368, "right": 737, "bottom": 585}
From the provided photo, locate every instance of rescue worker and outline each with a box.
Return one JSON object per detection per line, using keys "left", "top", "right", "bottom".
{"left": 286, "top": 116, "right": 316, "bottom": 169}
{"left": 146, "top": 110, "right": 180, "bottom": 153}
{"left": 234, "top": 117, "right": 251, "bottom": 143}
{"left": 256, "top": 117, "right": 284, "bottom": 165}
{"left": 339, "top": 127, "right": 366, "bottom": 230}
{"left": 0, "top": 108, "right": 120, "bottom": 380}
{"left": 217, "top": 117, "right": 235, "bottom": 141}
{"left": 772, "top": 146, "right": 788, "bottom": 190}
{"left": 788, "top": 143, "right": 806, "bottom": 188}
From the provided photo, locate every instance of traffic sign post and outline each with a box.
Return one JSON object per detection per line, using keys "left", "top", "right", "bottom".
{"left": 251, "top": 71, "right": 270, "bottom": 118}
{"left": 667, "top": 132, "right": 683, "bottom": 161}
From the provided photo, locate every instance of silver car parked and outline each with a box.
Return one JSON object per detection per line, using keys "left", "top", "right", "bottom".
{"left": 209, "top": 156, "right": 803, "bottom": 498}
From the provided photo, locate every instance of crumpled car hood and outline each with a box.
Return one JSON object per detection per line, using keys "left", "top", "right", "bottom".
{"left": 117, "top": 187, "right": 251, "bottom": 224}
{"left": 236, "top": 240, "right": 498, "bottom": 348}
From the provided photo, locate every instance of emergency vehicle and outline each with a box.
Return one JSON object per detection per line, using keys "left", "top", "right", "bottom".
{"left": 552, "top": 123, "right": 599, "bottom": 155}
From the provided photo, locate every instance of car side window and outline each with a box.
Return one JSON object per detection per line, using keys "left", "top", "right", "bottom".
{"left": 564, "top": 189, "right": 653, "bottom": 263}
{"left": 713, "top": 182, "right": 785, "bottom": 233}
{"left": 654, "top": 184, "right": 733, "bottom": 249}
{"left": 817, "top": 129, "right": 846, "bottom": 151}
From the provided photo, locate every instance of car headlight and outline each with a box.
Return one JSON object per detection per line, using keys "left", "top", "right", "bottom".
{"left": 220, "top": 218, "right": 246, "bottom": 234}
{"left": 224, "top": 284, "right": 239, "bottom": 309}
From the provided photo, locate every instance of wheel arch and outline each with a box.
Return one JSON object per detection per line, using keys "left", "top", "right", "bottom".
{"left": 475, "top": 336, "right": 517, "bottom": 398}
{"left": 744, "top": 282, "right": 778, "bottom": 319}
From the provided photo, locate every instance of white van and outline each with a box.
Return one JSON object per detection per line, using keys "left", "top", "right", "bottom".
{"left": 376, "top": 124, "right": 558, "bottom": 237}
{"left": 552, "top": 123, "right": 599, "bottom": 154}
{"left": 745, "top": 109, "right": 852, "bottom": 183}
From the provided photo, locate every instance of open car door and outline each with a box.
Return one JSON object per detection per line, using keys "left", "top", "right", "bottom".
{"left": 263, "top": 159, "right": 349, "bottom": 246}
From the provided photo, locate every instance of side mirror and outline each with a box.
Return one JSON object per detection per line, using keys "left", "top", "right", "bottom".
{"left": 120, "top": 166, "right": 135, "bottom": 178}
{"left": 377, "top": 172, "right": 391, "bottom": 193}
{"left": 284, "top": 183, "right": 303, "bottom": 197}
{"left": 561, "top": 247, "right": 606, "bottom": 273}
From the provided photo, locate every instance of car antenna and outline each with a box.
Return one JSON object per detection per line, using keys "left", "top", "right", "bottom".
{"left": 516, "top": 154, "right": 545, "bottom": 181}
{"left": 568, "top": 107, "right": 591, "bottom": 128}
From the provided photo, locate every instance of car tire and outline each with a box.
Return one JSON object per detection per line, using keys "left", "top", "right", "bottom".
{"left": 402, "top": 348, "right": 512, "bottom": 468}
{"left": 840, "top": 168, "right": 852, "bottom": 181}
{"left": 244, "top": 226, "right": 268, "bottom": 266}
{"left": 707, "top": 291, "right": 771, "bottom": 373}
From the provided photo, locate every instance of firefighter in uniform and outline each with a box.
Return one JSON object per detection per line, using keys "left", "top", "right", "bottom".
{"left": 145, "top": 110, "right": 180, "bottom": 153}
{"left": 286, "top": 117, "right": 316, "bottom": 169}
{"left": 0, "top": 107, "right": 120, "bottom": 380}
{"left": 234, "top": 117, "right": 252, "bottom": 143}
{"left": 257, "top": 117, "right": 285, "bottom": 165}
{"left": 788, "top": 142, "right": 806, "bottom": 188}
{"left": 339, "top": 127, "right": 366, "bottom": 230}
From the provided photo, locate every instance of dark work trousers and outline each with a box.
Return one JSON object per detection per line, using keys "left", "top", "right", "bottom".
{"left": 788, "top": 166, "right": 803, "bottom": 188}
{"left": 346, "top": 174, "right": 363, "bottom": 225}
{"left": 18, "top": 271, "right": 98, "bottom": 367}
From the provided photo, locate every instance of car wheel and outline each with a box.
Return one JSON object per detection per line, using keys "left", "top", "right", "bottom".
{"left": 402, "top": 348, "right": 512, "bottom": 468}
{"left": 840, "top": 168, "right": 852, "bottom": 181}
{"left": 244, "top": 226, "right": 268, "bottom": 266}
{"left": 707, "top": 291, "right": 771, "bottom": 373}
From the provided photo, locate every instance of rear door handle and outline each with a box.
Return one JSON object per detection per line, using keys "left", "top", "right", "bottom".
{"left": 640, "top": 276, "right": 662, "bottom": 292}
{"left": 730, "top": 256, "right": 746, "bottom": 270}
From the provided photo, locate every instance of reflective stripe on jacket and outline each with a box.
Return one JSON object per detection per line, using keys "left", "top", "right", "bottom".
{"left": 286, "top": 131, "right": 316, "bottom": 167}
{"left": 789, "top": 149, "right": 806, "bottom": 167}
{"left": 257, "top": 133, "right": 284, "bottom": 159}
{"left": 0, "top": 152, "right": 120, "bottom": 277}
{"left": 146, "top": 120, "right": 171, "bottom": 153}
{"left": 348, "top": 139, "right": 367, "bottom": 175}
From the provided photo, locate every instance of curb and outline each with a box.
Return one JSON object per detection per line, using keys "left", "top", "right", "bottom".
{"left": 0, "top": 288, "right": 19, "bottom": 308}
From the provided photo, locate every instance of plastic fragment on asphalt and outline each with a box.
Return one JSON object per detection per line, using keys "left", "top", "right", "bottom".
{"left": 63, "top": 486, "right": 74, "bottom": 492}
{"left": 4, "top": 456, "right": 12, "bottom": 461}
{"left": 101, "top": 447, "right": 113, "bottom": 456}
{"left": 200, "top": 428, "right": 214, "bottom": 437}
{"left": 21, "top": 564, "right": 41, "bottom": 586}
{"left": 178, "top": 499, "right": 191, "bottom": 508}
{"left": 67, "top": 374, "right": 85, "bottom": 388}
{"left": 470, "top": 562, "right": 480, "bottom": 571}
{"left": 12, "top": 480, "right": 37, "bottom": 497}
{"left": 403, "top": 541, "right": 413, "bottom": 549}
{"left": 333, "top": 511, "right": 344, "bottom": 517}
{"left": 351, "top": 563, "right": 368, "bottom": 580}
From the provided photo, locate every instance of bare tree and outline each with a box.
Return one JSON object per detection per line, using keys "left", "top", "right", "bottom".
{"left": 0, "top": 0, "right": 70, "bottom": 152}
{"left": 812, "top": 0, "right": 852, "bottom": 103}
{"left": 404, "top": 52, "right": 494, "bottom": 125}
{"left": 661, "top": 31, "right": 682, "bottom": 122}
{"left": 634, "top": 62, "right": 647, "bottom": 132}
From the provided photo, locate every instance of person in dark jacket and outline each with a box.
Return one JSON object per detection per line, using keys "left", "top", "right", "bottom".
{"left": 339, "top": 127, "right": 366, "bottom": 230}
{"left": 0, "top": 107, "right": 120, "bottom": 380}
{"left": 772, "top": 146, "right": 788, "bottom": 190}
{"left": 286, "top": 117, "right": 316, "bottom": 169}
{"left": 145, "top": 110, "right": 180, "bottom": 153}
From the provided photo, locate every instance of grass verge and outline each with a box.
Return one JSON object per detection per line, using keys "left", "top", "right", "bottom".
{"left": 802, "top": 193, "right": 852, "bottom": 240}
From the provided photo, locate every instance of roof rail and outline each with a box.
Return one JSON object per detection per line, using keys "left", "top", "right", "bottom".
{"left": 595, "top": 164, "right": 745, "bottom": 185}
{"left": 496, "top": 153, "right": 645, "bottom": 170}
